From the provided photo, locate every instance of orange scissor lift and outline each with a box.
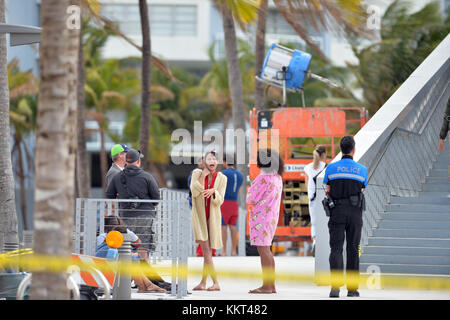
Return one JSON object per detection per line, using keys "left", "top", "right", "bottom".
{"left": 246, "top": 106, "right": 369, "bottom": 252}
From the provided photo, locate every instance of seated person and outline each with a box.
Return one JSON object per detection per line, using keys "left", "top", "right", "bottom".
{"left": 96, "top": 216, "right": 166, "bottom": 293}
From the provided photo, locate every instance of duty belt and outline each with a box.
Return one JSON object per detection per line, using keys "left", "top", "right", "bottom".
{"left": 334, "top": 198, "right": 353, "bottom": 206}
{"left": 334, "top": 194, "right": 365, "bottom": 209}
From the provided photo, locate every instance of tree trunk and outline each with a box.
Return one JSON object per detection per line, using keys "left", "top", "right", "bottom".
{"left": 219, "top": 5, "right": 249, "bottom": 209}
{"left": 99, "top": 126, "right": 107, "bottom": 195}
{"left": 76, "top": 19, "right": 91, "bottom": 198}
{"left": 66, "top": 0, "right": 80, "bottom": 251}
{"left": 254, "top": 0, "right": 268, "bottom": 110}
{"left": 0, "top": 0, "right": 19, "bottom": 253}
{"left": 222, "top": 105, "right": 230, "bottom": 152}
{"left": 30, "top": 0, "right": 72, "bottom": 300}
{"left": 150, "top": 162, "right": 167, "bottom": 188}
{"left": 15, "top": 134, "right": 28, "bottom": 231}
{"left": 220, "top": 5, "right": 248, "bottom": 208}
{"left": 139, "top": 0, "right": 152, "bottom": 171}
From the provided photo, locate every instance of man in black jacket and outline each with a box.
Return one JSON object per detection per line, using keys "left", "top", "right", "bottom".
{"left": 106, "top": 148, "right": 160, "bottom": 251}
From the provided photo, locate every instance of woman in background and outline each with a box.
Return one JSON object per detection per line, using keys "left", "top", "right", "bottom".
{"left": 246, "top": 149, "right": 283, "bottom": 294}
{"left": 190, "top": 151, "right": 227, "bottom": 291}
{"left": 304, "top": 145, "right": 327, "bottom": 256}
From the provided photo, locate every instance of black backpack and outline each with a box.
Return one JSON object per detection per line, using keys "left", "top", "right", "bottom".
{"left": 120, "top": 171, "right": 140, "bottom": 209}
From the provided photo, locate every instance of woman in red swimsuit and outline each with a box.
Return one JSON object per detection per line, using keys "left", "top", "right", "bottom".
{"left": 189, "top": 151, "right": 228, "bottom": 291}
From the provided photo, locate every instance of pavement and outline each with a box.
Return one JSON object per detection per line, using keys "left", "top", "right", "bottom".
{"left": 131, "top": 256, "right": 450, "bottom": 300}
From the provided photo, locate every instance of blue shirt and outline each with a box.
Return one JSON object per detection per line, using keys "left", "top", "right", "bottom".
{"left": 222, "top": 168, "right": 243, "bottom": 201}
{"left": 323, "top": 156, "right": 368, "bottom": 188}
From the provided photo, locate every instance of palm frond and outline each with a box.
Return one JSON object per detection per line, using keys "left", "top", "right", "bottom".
{"left": 83, "top": 2, "right": 178, "bottom": 82}
{"left": 150, "top": 85, "right": 175, "bottom": 103}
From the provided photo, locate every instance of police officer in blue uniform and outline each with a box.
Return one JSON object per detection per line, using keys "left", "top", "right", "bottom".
{"left": 323, "top": 136, "right": 367, "bottom": 298}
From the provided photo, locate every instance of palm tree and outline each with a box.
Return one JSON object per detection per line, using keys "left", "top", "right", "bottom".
{"left": 212, "top": 0, "right": 260, "bottom": 208}
{"left": 76, "top": 8, "right": 92, "bottom": 199}
{"left": 83, "top": 0, "right": 175, "bottom": 80}
{"left": 75, "top": 0, "right": 176, "bottom": 197}
{"left": 272, "top": 0, "right": 371, "bottom": 60}
{"left": 8, "top": 59, "right": 39, "bottom": 232}
{"left": 66, "top": 0, "right": 81, "bottom": 252}
{"left": 181, "top": 41, "right": 255, "bottom": 146}
{"left": 254, "top": 0, "right": 268, "bottom": 110}
{"left": 0, "top": 0, "right": 19, "bottom": 254}
{"left": 123, "top": 84, "right": 176, "bottom": 186}
{"left": 138, "top": 0, "right": 152, "bottom": 171}
{"left": 315, "top": 0, "right": 450, "bottom": 115}
{"left": 84, "top": 59, "right": 138, "bottom": 194}
{"left": 30, "top": 0, "right": 75, "bottom": 299}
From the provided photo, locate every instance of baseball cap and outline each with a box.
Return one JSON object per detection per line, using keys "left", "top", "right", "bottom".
{"left": 111, "top": 144, "right": 129, "bottom": 157}
{"left": 126, "top": 148, "right": 144, "bottom": 163}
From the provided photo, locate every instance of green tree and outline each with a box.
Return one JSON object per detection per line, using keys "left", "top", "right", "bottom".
{"left": 122, "top": 65, "right": 203, "bottom": 186}
{"left": 84, "top": 58, "right": 140, "bottom": 193}
{"left": 315, "top": 0, "right": 450, "bottom": 115}
{"left": 180, "top": 41, "right": 255, "bottom": 145}
{"left": 8, "top": 59, "right": 39, "bottom": 232}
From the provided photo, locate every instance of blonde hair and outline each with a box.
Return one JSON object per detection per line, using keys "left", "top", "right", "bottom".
{"left": 313, "top": 145, "right": 327, "bottom": 170}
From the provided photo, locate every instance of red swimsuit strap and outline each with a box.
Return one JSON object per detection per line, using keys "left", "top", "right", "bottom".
{"left": 204, "top": 171, "right": 218, "bottom": 220}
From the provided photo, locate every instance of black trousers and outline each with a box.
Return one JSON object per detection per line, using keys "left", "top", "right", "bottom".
{"left": 328, "top": 204, "right": 362, "bottom": 290}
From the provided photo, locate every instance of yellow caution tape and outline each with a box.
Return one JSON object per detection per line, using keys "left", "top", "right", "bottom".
{"left": 1, "top": 253, "right": 450, "bottom": 291}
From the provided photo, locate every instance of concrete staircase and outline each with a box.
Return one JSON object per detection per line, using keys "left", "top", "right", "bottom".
{"left": 360, "top": 145, "right": 450, "bottom": 275}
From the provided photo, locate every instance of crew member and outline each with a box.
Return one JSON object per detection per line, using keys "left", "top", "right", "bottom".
{"left": 106, "top": 144, "right": 129, "bottom": 187}
{"left": 323, "top": 136, "right": 367, "bottom": 298}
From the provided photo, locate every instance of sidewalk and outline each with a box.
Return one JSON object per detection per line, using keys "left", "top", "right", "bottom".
{"left": 131, "top": 256, "right": 450, "bottom": 300}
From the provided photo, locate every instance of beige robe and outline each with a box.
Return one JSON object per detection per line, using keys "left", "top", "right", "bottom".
{"left": 190, "top": 169, "right": 227, "bottom": 250}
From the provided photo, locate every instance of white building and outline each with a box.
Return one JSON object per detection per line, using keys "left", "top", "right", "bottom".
{"left": 98, "top": 0, "right": 330, "bottom": 73}
{"left": 99, "top": 0, "right": 450, "bottom": 71}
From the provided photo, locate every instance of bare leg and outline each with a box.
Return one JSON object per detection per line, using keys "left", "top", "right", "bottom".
{"left": 249, "top": 246, "right": 276, "bottom": 294}
{"left": 135, "top": 273, "right": 165, "bottom": 292}
{"left": 134, "top": 276, "right": 146, "bottom": 290}
{"left": 193, "top": 240, "right": 220, "bottom": 291}
{"left": 230, "top": 225, "right": 238, "bottom": 256}
{"left": 220, "top": 225, "right": 228, "bottom": 256}
{"left": 138, "top": 248, "right": 149, "bottom": 261}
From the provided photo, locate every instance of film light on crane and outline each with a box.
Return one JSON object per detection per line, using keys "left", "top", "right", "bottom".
{"left": 256, "top": 44, "right": 340, "bottom": 107}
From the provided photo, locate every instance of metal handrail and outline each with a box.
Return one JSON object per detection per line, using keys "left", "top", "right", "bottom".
{"left": 366, "top": 85, "right": 448, "bottom": 181}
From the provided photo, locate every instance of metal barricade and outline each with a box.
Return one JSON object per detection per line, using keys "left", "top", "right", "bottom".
{"left": 73, "top": 188, "right": 193, "bottom": 298}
